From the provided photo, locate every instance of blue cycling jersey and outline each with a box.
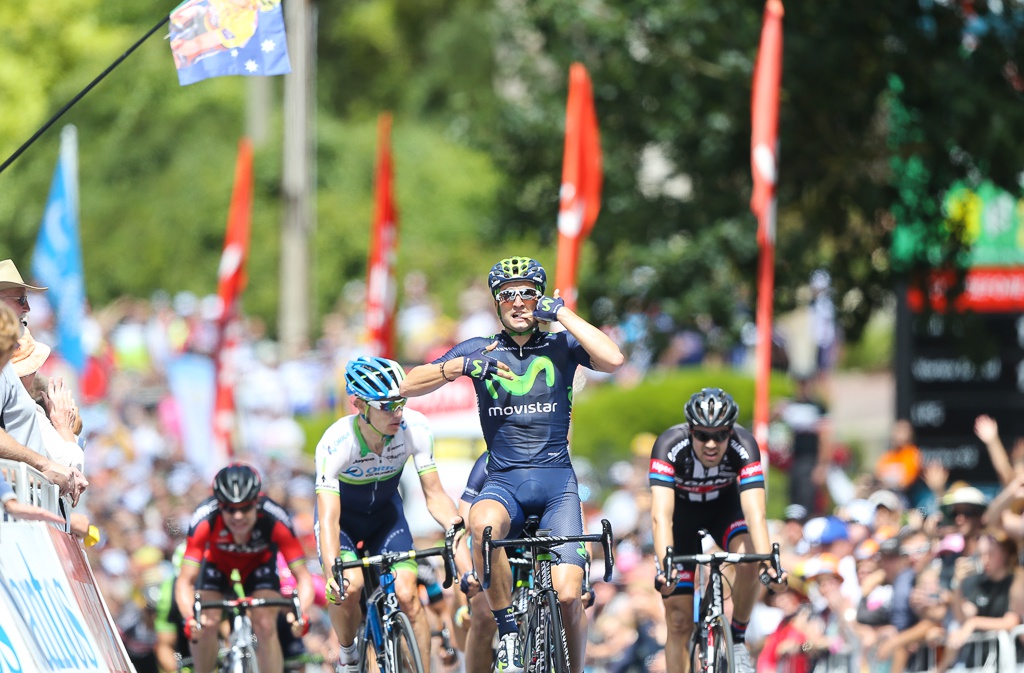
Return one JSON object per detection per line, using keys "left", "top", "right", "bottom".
{"left": 434, "top": 330, "right": 592, "bottom": 471}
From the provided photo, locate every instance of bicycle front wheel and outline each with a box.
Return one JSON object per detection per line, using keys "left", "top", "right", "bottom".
{"left": 524, "top": 590, "right": 569, "bottom": 673}
{"left": 704, "top": 617, "right": 733, "bottom": 673}
{"left": 226, "top": 646, "right": 260, "bottom": 673}
{"left": 358, "top": 622, "right": 381, "bottom": 673}
{"left": 388, "top": 612, "right": 425, "bottom": 673}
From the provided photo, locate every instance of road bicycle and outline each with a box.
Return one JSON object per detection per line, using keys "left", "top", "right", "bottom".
{"left": 482, "top": 519, "right": 614, "bottom": 673}
{"left": 333, "top": 524, "right": 460, "bottom": 673}
{"left": 194, "top": 585, "right": 303, "bottom": 673}
{"left": 663, "top": 531, "right": 783, "bottom": 673}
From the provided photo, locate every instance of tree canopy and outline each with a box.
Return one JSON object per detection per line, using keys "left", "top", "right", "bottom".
{"left": 1, "top": 0, "right": 1021, "bottom": 349}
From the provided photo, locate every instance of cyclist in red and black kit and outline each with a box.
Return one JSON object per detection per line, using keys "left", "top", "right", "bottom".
{"left": 176, "top": 464, "right": 315, "bottom": 673}
{"left": 649, "top": 388, "right": 786, "bottom": 673}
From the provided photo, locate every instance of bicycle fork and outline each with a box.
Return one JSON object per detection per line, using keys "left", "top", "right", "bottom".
{"left": 694, "top": 570, "right": 726, "bottom": 673}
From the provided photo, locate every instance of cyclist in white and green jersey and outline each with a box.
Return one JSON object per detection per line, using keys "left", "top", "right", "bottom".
{"left": 315, "top": 356, "right": 463, "bottom": 673}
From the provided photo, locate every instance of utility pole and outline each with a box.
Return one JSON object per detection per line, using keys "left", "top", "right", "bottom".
{"left": 279, "top": 0, "right": 316, "bottom": 359}
{"left": 246, "top": 78, "right": 270, "bottom": 148}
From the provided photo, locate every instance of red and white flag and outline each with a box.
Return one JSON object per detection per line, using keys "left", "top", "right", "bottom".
{"left": 212, "top": 138, "right": 254, "bottom": 460}
{"left": 366, "top": 113, "right": 399, "bottom": 358}
{"left": 554, "top": 63, "right": 602, "bottom": 311}
{"left": 751, "top": 0, "right": 784, "bottom": 447}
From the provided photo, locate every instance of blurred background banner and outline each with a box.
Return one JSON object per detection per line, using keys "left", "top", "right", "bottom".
{"left": 365, "top": 113, "right": 398, "bottom": 358}
{"left": 751, "top": 0, "right": 784, "bottom": 446}
{"left": 168, "top": 352, "right": 218, "bottom": 478}
{"left": 212, "top": 138, "right": 254, "bottom": 459}
{"left": 555, "top": 63, "right": 602, "bottom": 310}
{"left": 33, "top": 125, "right": 87, "bottom": 374}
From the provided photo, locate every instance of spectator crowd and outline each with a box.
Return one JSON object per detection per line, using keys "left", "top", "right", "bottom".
{"left": 3, "top": 257, "right": 1024, "bottom": 673}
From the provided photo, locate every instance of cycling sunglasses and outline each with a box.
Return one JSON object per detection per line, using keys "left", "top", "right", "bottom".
{"left": 690, "top": 426, "right": 732, "bottom": 443}
{"left": 366, "top": 397, "right": 408, "bottom": 412}
{"left": 495, "top": 287, "right": 542, "bottom": 303}
{"left": 223, "top": 502, "right": 256, "bottom": 513}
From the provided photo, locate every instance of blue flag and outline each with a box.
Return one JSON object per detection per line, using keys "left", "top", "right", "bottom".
{"left": 169, "top": 0, "right": 291, "bottom": 86}
{"left": 33, "top": 126, "right": 87, "bottom": 373}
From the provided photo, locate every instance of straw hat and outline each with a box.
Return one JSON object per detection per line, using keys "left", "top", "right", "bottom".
{"left": 0, "top": 260, "right": 46, "bottom": 291}
{"left": 10, "top": 327, "right": 51, "bottom": 377}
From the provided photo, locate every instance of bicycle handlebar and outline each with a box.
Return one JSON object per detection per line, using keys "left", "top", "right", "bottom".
{"left": 481, "top": 519, "right": 615, "bottom": 589}
{"left": 193, "top": 595, "right": 302, "bottom": 625}
{"left": 332, "top": 522, "right": 462, "bottom": 593}
{"left": 662, "top": 542, "right": 783, "bottom": 586}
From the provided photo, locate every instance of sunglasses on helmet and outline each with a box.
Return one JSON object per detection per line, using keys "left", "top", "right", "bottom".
{"left": 366, "top": 397, "right": 408, "bottom": 412}
{"left": 691, "top": 427, "right": 732, "bottom": 443}
{"left": 496, "top": 287, "right": 542, "bottom": 303}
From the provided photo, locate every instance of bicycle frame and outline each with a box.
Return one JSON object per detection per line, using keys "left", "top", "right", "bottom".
{"left": 194, "top": 594, "right": 302, "bottom": 673}
{"left": 332, "top": 524, "right": 459, "bottom": 673}
{"left": 663, "top": 537, "right": 782, "bottom": 673}
{"left": 481, "top": 519, "right": 615, "bottom": 673}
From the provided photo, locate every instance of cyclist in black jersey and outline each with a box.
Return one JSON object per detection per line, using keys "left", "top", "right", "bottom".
{"left": 402, "top": 256, "right": 622, "bottom": 673}
{"left": 649, "top": 388, "right": 786, "bottom": 673}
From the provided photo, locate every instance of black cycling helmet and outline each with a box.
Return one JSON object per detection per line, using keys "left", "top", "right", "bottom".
{"left": 212, "top": 463, "right": 262, "bottom": 505}
{"left": 487, "top": 257, "right": 547, "bottom": 295}
{"left": 685, "top": 388, "right": 739, "bottom": 428}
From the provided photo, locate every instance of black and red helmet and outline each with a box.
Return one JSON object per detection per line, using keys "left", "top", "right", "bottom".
{"left": 212, "top": 463, "right": 262, "bottom": 505}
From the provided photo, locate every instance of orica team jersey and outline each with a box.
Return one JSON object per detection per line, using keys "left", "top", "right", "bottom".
{"left": 182, "top": 495, "right": 306, "bottom": 578}
{"left": 434, "top": 331, "right": 592, "bottom": 471}
{"left": 648, "top": 423, "right": 765, "bottom": 502}
{"left": 314, "top": 409, "right": 437, "bottom": 513}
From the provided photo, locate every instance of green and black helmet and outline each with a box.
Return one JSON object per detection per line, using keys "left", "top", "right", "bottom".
{"left": 487, "top": 257, "right": 546, "bottom": 295}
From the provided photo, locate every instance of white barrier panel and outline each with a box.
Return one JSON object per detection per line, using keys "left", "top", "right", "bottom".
{"left": 0, "top": 522, "right": 135, "bottom": 673}
{"left": 0, "top": 582, "right": 48, "bottom": 673}
{"left": 47, "top": 527, "right": 134, "bottom": 673}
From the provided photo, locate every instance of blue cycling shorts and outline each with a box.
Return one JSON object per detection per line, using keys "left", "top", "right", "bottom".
{"left": 474, "top": 466, "right": 586, "bottom": 569}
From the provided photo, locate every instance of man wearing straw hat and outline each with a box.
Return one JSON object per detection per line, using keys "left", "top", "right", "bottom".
{"left": 0, "top": 259, "right": 86, "bottom": 504}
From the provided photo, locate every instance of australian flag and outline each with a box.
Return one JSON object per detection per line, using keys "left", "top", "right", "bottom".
{"left": 169, "top": 0, "right": 291, "bottom": 86}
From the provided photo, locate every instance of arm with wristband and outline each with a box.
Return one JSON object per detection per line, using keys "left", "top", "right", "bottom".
{"left": 401, "top": 339, "right": 513, "bottom": 397}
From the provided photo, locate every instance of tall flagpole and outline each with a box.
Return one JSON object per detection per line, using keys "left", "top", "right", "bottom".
{"left": 279, "top": 0, "right": 316, "bottom": 359}
{"left": 751, "top": 0, "right": 784, "bottom": 448}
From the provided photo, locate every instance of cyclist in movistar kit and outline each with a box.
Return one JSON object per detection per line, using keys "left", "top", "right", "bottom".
{"left": 402, "top": 256, "right": 623, "bottom": 673}
{"left": 315, "top": 356, "right": 464, "bottom": 673}
{"left": 649, "top": 388, "right": 787, "bottom": 673}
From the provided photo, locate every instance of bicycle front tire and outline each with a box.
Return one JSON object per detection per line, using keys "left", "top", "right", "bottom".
{"left": 523, "top": 590, "right": 569, "bottom": 673}
{"left": 358, "top": 622, "right": 381, "bottom": 673}
{"left": 225, "top": 646, "right": 260, "bottom": 673}
{"left": 389, "top": 612, "right": 425, "bottom": 673}
{"left": 700, "top": 616, "right": 733, "bottom": 673}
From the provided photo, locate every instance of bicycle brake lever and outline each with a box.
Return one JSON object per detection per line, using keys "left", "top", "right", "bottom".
{"left": 481, "top": 526, "right": 493, "bottom": 590}
{"left": 442, "top": 521, "right": 463, "bottom": 589}
{"left": 600, "top": 519, "right": 614, "bottom": 582}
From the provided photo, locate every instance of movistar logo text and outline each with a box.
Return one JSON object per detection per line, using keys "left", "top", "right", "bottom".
{"left": 484, "top": 356, "right": 556, "bottom": 399}
{"left": 487, "top": 402, "right": 559, "bottom": 417}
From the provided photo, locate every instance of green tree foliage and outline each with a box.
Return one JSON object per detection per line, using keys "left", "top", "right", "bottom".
{"left": 484, "top": 0, "right": 1024, "bottom": 343}
{"left": 1, "top": 0, "right": 1021, "bottom": 348}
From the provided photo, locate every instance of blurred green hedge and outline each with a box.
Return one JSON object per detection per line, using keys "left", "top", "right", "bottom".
{"left": 570, "top": 367, "right": 792, "bottom": 464}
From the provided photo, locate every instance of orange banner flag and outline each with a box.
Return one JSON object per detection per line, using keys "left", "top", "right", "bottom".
{"left": 555, "top": 63, "right": 602, "bottom": 311}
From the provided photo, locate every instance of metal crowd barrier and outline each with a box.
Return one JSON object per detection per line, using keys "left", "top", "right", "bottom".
{"left": 800, "top": 628, "right": 1019, "bottom": 673}
{"left": 0, "top": 457, "right": 70, "bottom": 532}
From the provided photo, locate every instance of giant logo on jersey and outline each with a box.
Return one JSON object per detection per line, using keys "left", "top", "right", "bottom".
{"left": 484, "top": 356, "right": 556, "bottom": 399}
